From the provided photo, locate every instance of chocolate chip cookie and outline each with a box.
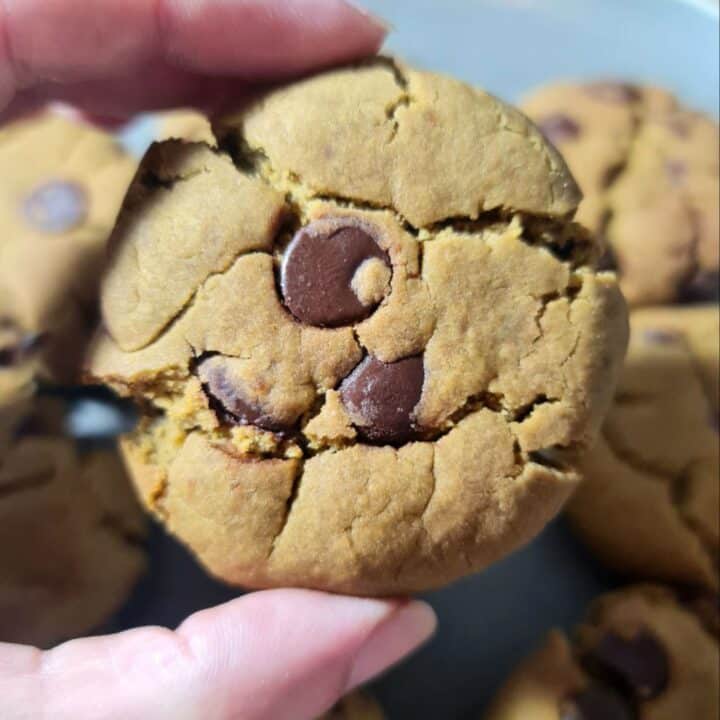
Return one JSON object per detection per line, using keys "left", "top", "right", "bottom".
{"left": 0, "top": 396, "right": 146, "bottom": 647}
{"left": 0, "top": 110, "right": 136, "bottom": 382}
{"left": 523, "top": 82, "right": 719, "bottom": 306}
{"left": 87, "top": 60, "right": 628, "bottom": 595}
{"left": 485, "top": 584, "right": 719, "bottom": 720}
{"left": 568, "top": 305, "right": 719, "bottom": 590}
{"left": 318, "top": 691, "right": 385, "bottom": 720}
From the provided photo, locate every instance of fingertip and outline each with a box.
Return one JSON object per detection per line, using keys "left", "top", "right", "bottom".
{"left": 345, "top": 599, "right": 437, "bottom": 691}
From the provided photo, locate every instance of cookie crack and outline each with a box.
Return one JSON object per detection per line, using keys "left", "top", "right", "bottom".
{"left": 267, "top": 458, "right": 304, "bottom": 559}
{"left": 602, "top": 428, "right": 717, "bottom": 570}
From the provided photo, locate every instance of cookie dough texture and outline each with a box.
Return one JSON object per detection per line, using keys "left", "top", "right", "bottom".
{"left": 569, "top": 305, "right": 719, "bottom": 590}
{"left": 0, "top": 398, "right": 146, "bottom": 647}
{"left": 88, "top": 61, "right": 628, "bottom": 595}
{"left": 485, "top": 584, "right": 719, "bottom": 720}
{"left": 523, "top": 81, "right": 719, "bottom": 306}
{"left": 153, "top": 109, "right": 216, "bottom": 145}
{"left": 0, "top": 111, "right": 136, "bottom": 382}
{"left": 318, "top": 691, "right": 385, "bottom": 720}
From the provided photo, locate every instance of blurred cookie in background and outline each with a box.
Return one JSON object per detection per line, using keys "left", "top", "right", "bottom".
{"left": 568, "top": 305, "right": 719, "bottom": 590}
{"left": 523, "top": 82, "right": 719, "bottom": 306}
{"left": 485, "top": 584, "right": 719, "bottom": 720}
{"left": 0, "top": 396, "right": 146, "bottom": 648}
{"left": 153, "top": 109, "right": 215, "bottom": 145}
{"left": 318, "top": 690, "right": 385, "bottom": 719}
{"left": 0, "top": 110, "right": 136, "bottom": 383}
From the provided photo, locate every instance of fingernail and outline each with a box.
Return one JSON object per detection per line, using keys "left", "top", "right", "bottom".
{"left": 346, "top": 600, "right": 437, "bottom": 689}
{"left": 341, "top": 1, "right": 394, "bottom": 33}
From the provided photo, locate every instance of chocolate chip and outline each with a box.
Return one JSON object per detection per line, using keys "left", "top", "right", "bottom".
{"left": 197, "top": 356, "right": 288, "bottom": 433}
{"left": 339, "top": 355, "right": 424, "bottom": 444}
{"left": 642, "top": 328, "right": 681, "bottom": 345}
{"left": 280, "top": 220, "right": 391, "bottom": 327}
{"left": 664, "top": 159, "right": 687, "bottom": 186}
{"left": 582, "top": 631, "right": 669, "bottom": 700}
{"left": 559, "top": 685, "right": 635, "bottom": 720}
{"left": 0, "top": 332, "right": 45, "bottom": 367}
{"left": 678, "top": 270, "right": 720, "bottom": 303}
{"left": 596, "top": 245, "right": 618, "bottom": 273}
{"left": 536, "top": 113, "right": 582, "bottom": 143}
{"left": 22, "top": 180, "right": 88, "bottom": 234}
{"left": 584, "top": 82, "right": 641, "bottom": 104}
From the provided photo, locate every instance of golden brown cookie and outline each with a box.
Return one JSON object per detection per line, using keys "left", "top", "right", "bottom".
{"left": 318, "top": 691, "right": 385, "bottom": 720}
{"left": 0, "top": 110, "right": 136, "bottom": 382}
{"left": 569, "top": 305, "right": 719, "bottom": 590}
{"left": 485, "top": 584, "right": 719, "bottom": 720}
{"left": 153, "top": 109, "right": 216, "bottom": 145}
{"left": 0, "top": 397, "right": 146, "bottom": 647}
{"left": 87, "top": 60, "right": 628, "bottom": 596}
{"left": 523, "top": 81, "right": 719, "bottom": 306}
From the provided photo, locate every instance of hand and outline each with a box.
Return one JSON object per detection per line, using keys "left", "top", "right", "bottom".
{"left": 0, "top": 2, "right": 437, "bottom": 718}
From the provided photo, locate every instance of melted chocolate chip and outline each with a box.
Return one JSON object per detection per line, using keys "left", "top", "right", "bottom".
{"left": 582, "top": 631, "right": 669, "bottom": 701}
{"left": 23, "top": 180, "right": 88, "bottom": 234}
{"left": 678, "top": 270, "right": 720, "bottom": 303}
{"left": 596, "top": 245, "right": 618, "bottom": 273}
{"left": 339, "top": 355, "right": 424, "bottom": 444}
{"left": 560, "top": 685, "right": 635, "bottom": 720}
{"left": 197, "top": 357, "right": 288, "bottom": 433}
{"left": 280, "top": 221, "right": 391, "bottom": 327}
{"left": 584, "top": 82, "right": 641, "bottom": 104}
{"left": 664, "top": 159, "right": 687, "bottom": 186}
{"left": 536, "top": 113, "right": 582, "bottom": 144}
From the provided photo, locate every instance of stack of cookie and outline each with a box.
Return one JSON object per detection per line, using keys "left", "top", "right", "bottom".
{"left": 0, "top": 110, "right": 147, "bottom": 647}
{"left": 482, "top": 82, "right": 719, "bottom": 719}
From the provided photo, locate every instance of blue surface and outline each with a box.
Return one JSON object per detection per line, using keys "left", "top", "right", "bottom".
{"left": 111, "top": 2, "right": 719, "bottom": 717}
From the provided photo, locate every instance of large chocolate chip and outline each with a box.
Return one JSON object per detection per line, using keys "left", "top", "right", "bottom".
{"left": 280, "top": 221, "right": 391, "bottom": 327}
{"left": 197, "top": 356, "right": 287, "bottom": 433}
{"left": 560, "top": 685, "right": 635, "bottom": 720}
{"left": 583, "top": 631, "right": 669, "bottom": 700}
{"left": 679, "top": 270, "right": 720, "bottom": 303}
{"left": 584, "top": 82, "right": 641, "bottom": 104}
{"left": 23, "top": 180, "right": 88, "bottom": 234}
{"left": 536, "top": 113, "right": 582, "bottom": 144}
{"left": 339, "top": 355, "right": 424, "bottom": 444}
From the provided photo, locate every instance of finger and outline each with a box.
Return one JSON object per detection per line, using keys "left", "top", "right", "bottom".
{"left": 1, "top": 589, "right": 436, "bottom": 720}
{"left": 0, "top": 0, "right": 387, "bottom": 116}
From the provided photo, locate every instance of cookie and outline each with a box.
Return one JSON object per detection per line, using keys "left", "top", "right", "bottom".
{"left": 0, "top": 396, "right": 146, "bottom": 647}
{"left": 522, "top": 81, "right": 719, "bottom": 306}
{"left": 318, "top": 691, "right": 385, "bottom": 720}
{"left": 568, "top": 305, "right": 719, "bottom": 590}
{"left": 154, "top": 109, "right": 216, "bottom": 145}
{"left": 0, "top": 110, "right": 136, "bottom": 382}
{"left": 87, "top": 59, "right": 628, "bottom": 595}
{"left": 485, "top": 584, "right": 719, "bottom": 720}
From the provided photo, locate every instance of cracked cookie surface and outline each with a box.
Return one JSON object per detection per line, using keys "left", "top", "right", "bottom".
{"left": 0, "top": 397, "right": 146, "bottom": 647}
{"left": 485, "top": 584, "right": 719, "bottom": 720}
{"left": 523, "top": 82, "right": 719, "bottom": 306}
{"left": 569, "top": 305, "right": 719, "bottom": 590}
{"left": 87, "top": 60, "right": 628, "bottom": 595}
{"left": 0, "top": 111, "right": 136, "bottom": 383}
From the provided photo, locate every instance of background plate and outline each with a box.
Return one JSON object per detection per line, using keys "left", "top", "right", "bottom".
{"left": 113, "top": 1, "right": 719, "bottom": 717}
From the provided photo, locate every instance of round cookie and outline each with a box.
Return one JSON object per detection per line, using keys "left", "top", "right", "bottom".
{"left": 318, "top": 691, "right": 385, "bottom": 720}
{"left": 522, "top": 81, "right": 719, "bottom": 306}
{"left": 569, "top": 305, "right": 719, "bottom": 590}
{"left": 0, "top": 397, "right": 146, "bottom": 647}
{"left": 0, "top": 110, "right": 137, "bottom": 382}
{"left": 485, "top": 584, "right": 719, "bottom": 720}
{"left": 87, "top": 60, "right": 628, "bottom": 595}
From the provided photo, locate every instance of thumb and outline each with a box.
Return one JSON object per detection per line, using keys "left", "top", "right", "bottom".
{"left": 0, "top": 589, "right": 436, "bottom": 720}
